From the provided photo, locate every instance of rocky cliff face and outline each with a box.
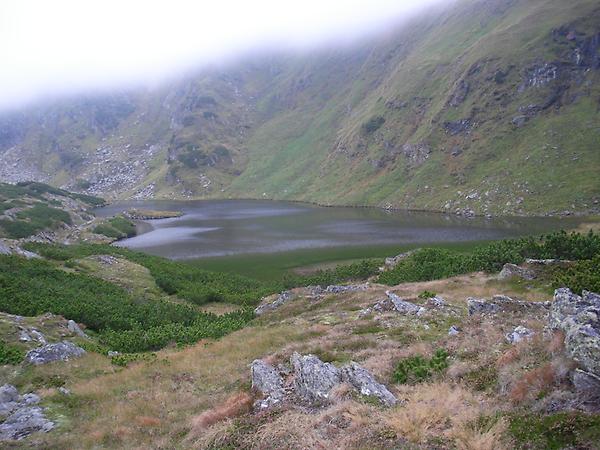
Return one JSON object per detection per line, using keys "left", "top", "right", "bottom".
{"left": 0, "top": 0, "right": 599, "bottom": 215}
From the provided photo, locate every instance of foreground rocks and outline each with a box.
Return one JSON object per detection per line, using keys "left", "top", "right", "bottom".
{"left": 251, "top": 353, "right": 397, "bottom": 410}
{"left": 25, "top": 341, "right": 86, "bottom": 365}
{"left": 360, "top": 291, "right": 426, "bottom": 317}
{"left": 0, "top": 385, "right": 54, "bottom": 441}
{"left": 550, "top": 288, "right": 600, "bottom": 393}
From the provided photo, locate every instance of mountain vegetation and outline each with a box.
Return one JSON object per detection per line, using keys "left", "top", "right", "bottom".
{"left": 0, "top": 0, "right": 598, "bottom": 216}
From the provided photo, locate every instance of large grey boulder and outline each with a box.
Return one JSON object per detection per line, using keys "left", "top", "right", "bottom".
{"left": 341, "top": 362, "right": 397, "bottom": 406}
{"left": 251, "top": 360, "right": 286, "bottom": 409}
{"left": 0, "top": 406, "right": 54, "bottom": 441}
{"left": 25, "top": 341, "right": 85, "bottom": 365}
{"left": 0, "top": 385, "right": 54, "bottom": 441}
{"left": 291, "top": 352, "right": 341, "bottom": 404}
{"left": 499, "top": 263, "right": 536, "bottom": 281}
{"left": 571, "top": 369, "right": 600, "bottom": 401}
{"left": 551, "top": 289, "right": 600, "bottom": 380}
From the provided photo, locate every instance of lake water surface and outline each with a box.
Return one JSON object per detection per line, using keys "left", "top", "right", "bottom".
{"left": 95, "top": 200, "right": 583, "bottom": 261}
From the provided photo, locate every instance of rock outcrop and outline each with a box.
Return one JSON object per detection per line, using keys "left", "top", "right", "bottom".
{"left": 25, "top": 341, "right": 86, "bottom": 365}
{"left": 0, "top": 385, "right": 54, "bottom": 441}
{"left": 468, "top": 294, "right": 550, "bottom": 316}
{"left": 498, "top": 263, "right": 536, "bottom": 281}
{"left": 251, "top": 353, "right": 397, "bottom": 409}
{"left": 251, "top": 360, "right": 286, "bottom": 409}
{"left": 291, "top": 352, "right": 342, "bottom": 404}
{"left": 551, "top": 289, "right": 600, "bottom": 377}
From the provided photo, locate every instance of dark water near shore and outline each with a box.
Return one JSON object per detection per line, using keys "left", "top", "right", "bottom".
{"left": 95, "top": 200, "right": 583, "bottom": 261}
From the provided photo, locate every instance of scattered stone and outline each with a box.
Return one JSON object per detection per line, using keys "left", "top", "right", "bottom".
{"left": 427, "top": 296, "right": 446, "bottom": 308}
{"left": 468, "top": 295, "right": 550, "bottom": 316}
{"left": 29, "top": 330, "right": 46, "bottom": 345}
{"left": 25, "top": 341, "right": 85, "bottom": 365}
{"left": 506, "top": 326, "right": 535, "bottom": 344}
{"left": 67, "top": 320, "right": 87, "bottom": 338}
{"left": 255, "top": 291, "right": 296, "bottom": 316}
{"left": 340, "top": 363, "right": 397, "bottom": 406}
{"left": 57, "top": 387, "right": 71, "bottom": 396}
{"left": 512, "top": 115, "right": 528, "bottom": 127}
{"left": 107, "top": 351, "right": 120, "bottom": 357}
{"left": 291, "top": 352, "right": 341, "bottom": 404}
{"left": 525, "top": 258, "right": 572, "bottom": 265}
{"left": 499, "top": 263, "right": 536, "bottom": 281}
{"left": 251, "top": 360, "right": 286, "bottom": 409}
{"left": 448, "top": 325, "right": 461, "bottom": 336}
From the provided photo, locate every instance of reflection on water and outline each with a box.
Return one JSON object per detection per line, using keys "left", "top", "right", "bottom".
{"left": 95, "top": 200, "right": 582, "bottom": 260}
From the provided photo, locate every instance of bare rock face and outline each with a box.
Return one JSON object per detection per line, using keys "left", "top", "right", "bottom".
{"left": 251, "top": 360, "right": 286, "bottom": 409}
{"left": 0, "top": 385, "right": 54, "bottom": 441}
{"left": 340, "top": 363, "right": 397, "bottom": 406}
{"left": 550, "top": 288, "right": 600, "bottom": 330}
{"left": 468, "top": 297, "right": 500, "bottom": 315}
{"left": 498, "top": 263, "right": 536, "bottom": 280}
{"left": 291, "top": 352, "right": 341, "bottom": 405}
{"left": 25, "top": 341, "right": 85, "bottom": 365}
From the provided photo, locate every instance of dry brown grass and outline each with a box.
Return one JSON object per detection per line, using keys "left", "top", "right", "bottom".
{"left": 189, "top": 392, "right": 253, "bottom": 435}
{"left": 509, "top": 362, "right": 557, "bottom": 404}
{"left": 384, "top": 382, "right": 508, "bottom": 449}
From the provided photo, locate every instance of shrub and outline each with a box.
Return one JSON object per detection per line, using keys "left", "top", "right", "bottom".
{"left": 93, "top": 216, "right": 136, "bottom": 239}
{"left": 418, "top": 290, "right": 436, "bottom": 300}
{"left": 393, "top": 349, "right": 449, "bottom": 384}
{"left": 361, "top": 115, "right": 385, "bottom": 134}
{"left": 551, "top": 254, "right": 600, "bottom": 293}
{"left": 0, "top": 340, "right": 25, "bottom": 365}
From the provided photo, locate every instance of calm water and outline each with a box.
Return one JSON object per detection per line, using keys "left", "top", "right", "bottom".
{"left": 95, "top": 200, "right": 582, "bottom": 260}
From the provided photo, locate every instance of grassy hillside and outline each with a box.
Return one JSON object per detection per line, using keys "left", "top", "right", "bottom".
{"left": 0, "top": 0, "right": 599, "bottom": 215}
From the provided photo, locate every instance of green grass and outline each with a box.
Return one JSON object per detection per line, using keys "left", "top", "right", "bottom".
{"left": 392, "top": 349, "right": 449, "bottom": 384}
{"left": 509, "top": 412, "right": 600, "bottom": 449}
{"left": 93, "top": 216, "right": 136, "bottom": 239}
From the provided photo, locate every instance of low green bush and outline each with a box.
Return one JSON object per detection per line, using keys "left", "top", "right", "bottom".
{"left": 379, "top": 231, "right": 600, "bottom": 285}
{"left": 393, "top": 349, "right": 449, "bottom": 384}
{"left": 552, "top": 254, "right": 600, "bottom": 293}
{"left": 0, "top": 340, "right": 25, "bottom": 365}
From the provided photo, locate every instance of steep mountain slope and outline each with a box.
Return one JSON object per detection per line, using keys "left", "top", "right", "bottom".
{"left": 0, "top": 0, "right": 599, "bottom": 215}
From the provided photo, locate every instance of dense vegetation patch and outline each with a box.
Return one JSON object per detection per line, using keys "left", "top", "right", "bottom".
{"left": 379, "top": 231, "right": 600, "bottom": 288}
{"left": 392, "top": 349, "right": 449, "bottom": 384}
{"left": 0, "top": 340, "right": 25, "bottom": 365}
{"left": 93, "top": 216, "right": 136, "bottom": 239}
{"left": 361, "top": 115, "right": 385, "bottom": 134}
{"left": 0, "top": 181, "right": 104, "bottom": 206}
{"left": 0, "top": 255, "right": 252, "bottom": 352}
{"left": 552, "top": 253, "right": 600, "bottom": 293}
{"left": 0, "top": 203, "right": 73, "bottom": 238}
